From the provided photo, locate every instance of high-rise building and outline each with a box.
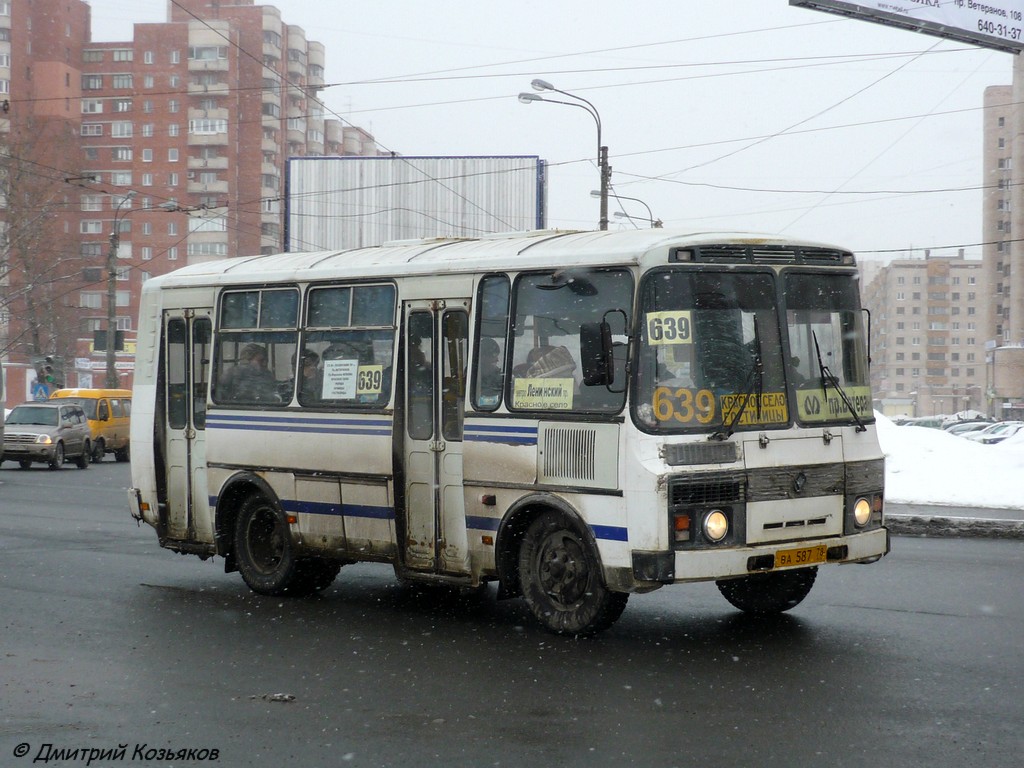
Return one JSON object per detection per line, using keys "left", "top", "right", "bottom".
{"left": 862, "top": 253, "right": 987, "bottom": 419}
{"left": 0, "top": 0, "right": 381, "bottom": 399}
{"left": 980, "top": 62, "right": 1024, "bottom": 421}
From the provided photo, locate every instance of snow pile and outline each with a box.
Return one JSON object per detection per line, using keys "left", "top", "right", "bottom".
{"left": 876, "top": 413, "right": 1024, "bottom": 509}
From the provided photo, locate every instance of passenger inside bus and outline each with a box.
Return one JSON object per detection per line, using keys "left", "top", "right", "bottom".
{"left": 475, "top": 337, "right": 504, "bottom": 402}
{"left": 219, "top": 343, "right": 279, "bottom": 403}
{"left": 292, "top": 350, "right": 319, "bottom": 403}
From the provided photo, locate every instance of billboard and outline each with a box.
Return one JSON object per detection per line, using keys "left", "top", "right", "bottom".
{"left": 285, "top": 156, "right": 546, "bottom": 251}
{"left": 791, "top": 0, "right": 1024, "bottom": 53}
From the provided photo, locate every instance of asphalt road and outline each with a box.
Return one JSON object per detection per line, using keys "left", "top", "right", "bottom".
{"left": 1, "top": 461, "right": 1022, "bottom": 768}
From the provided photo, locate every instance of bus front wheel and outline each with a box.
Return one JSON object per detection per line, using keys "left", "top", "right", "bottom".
{"left": 518, "top": 510, "right": 628, "bottom": 636}
{"left": 234, "top": 494, "right": 338, "bottom": 597}
{"left": 716, "top": 567, "right": 818, "bottom": 615}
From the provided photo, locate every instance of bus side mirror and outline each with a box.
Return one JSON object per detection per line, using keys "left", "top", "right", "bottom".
{"left": 580, "top": 321, "right": 614, "bottom": 387}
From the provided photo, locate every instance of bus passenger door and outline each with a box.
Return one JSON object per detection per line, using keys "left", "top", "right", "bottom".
{"left": 163, "top": 310, "right": 212, "bottom": 542}
{"left": 402, "top": 301, "right": 471, "bottom": 575}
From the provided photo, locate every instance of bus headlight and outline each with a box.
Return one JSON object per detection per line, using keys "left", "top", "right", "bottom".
{"left": 703, "top": 510, "right": 729, "bottom": 542}
{"left": 853, "top": 497, "right": 872, "bottom": 527}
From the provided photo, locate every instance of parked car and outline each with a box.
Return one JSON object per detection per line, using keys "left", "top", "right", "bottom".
{"left": 945, "top": 421, "right": 993, "bottom": 437}
{"left": 1, "top": 402, "right": 91, "bottom": 469}
{"left": 49, "top": 388, "right": 132, "bottom": 462}
{"left": 965, "top": 421, "right": 1024, "bottom": 444}
{"left": 978, "top": 422, "right": 1024, "bottom": 445}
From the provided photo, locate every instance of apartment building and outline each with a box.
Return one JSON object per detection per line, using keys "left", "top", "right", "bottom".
{"left": 980, "top": 59, "right": 1024, "bottom": 421}
{"left": 862, "top": 254, "right": 987, "bottom": 419}
{"left": 0, "top": 0, "right": 381, "bottom": 400}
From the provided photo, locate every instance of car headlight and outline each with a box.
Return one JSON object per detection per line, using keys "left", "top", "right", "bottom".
{"left": 853, "top": 497, "right": 872, "bottom": 527}
{"left": 35, "top": 435, "right": 53, "bottom": 445}
{"left": 703, "top": 510, "right": 729, "bottom": 542}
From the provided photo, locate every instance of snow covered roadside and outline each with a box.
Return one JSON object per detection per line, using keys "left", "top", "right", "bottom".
{"left": 876, "top": 413, "right": 1024, "bottom": 510}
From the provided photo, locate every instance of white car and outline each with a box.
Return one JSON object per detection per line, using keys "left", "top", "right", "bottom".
{"left": 965, "top": 421, "right": 1024, "bottom": 444}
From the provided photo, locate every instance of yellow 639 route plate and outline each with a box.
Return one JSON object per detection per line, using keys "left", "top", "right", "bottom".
{"left": 774, "top": 544, "right": 827, "bottom": 568}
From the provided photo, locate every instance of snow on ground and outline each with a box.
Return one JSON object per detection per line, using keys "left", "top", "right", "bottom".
{"left": 876, "top": 413, "right": 1024, "bottom": 509}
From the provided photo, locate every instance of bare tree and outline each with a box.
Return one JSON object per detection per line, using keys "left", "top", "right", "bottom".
{"left": 0, "top": 115, "right": 87, "bottom": 367}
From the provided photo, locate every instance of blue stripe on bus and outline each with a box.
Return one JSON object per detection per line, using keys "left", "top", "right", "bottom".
{"left": 466, "top": 515, "right": 501, "bottom": 532}
{"left": 207, "top": 496, "right": 393, "bottom": 521}
{"left": 590, "top": 524, "right": 629, "bottom": 542}
{"left": 206, "top": 413, "right": 392, "bottom": 437}
{"left": 463, "top": 423, "right": 538, "bottom": 445}
{"left": 467, "top": 515, "right": 627, "bottom": 543}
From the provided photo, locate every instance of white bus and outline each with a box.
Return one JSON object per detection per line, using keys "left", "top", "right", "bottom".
{"left": 128, "top": 229, "right": 889, "bottom": 635}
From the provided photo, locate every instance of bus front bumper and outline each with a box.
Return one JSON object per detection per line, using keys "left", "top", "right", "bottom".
{"left": 631, "top": 526, "right": 889, "bottom": 585}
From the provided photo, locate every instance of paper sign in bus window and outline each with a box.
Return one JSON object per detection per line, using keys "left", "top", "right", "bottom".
{"left": 646, "top": 311, "right": 693, "bottom": 345}
{"left": 512, "top": 378, "right": 574, "bottom": 410}
{"left": 321, "top": 358, "right": 359, "bottom": 400}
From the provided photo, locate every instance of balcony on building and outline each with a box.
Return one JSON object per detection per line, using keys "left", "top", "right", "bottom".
{"left": 187, "top": 179, "right": 230, "bottom": 195}
{"left": 188, "top": 80, "right": 230, "bottom": 98}
{"left": 187, "top": 155, "right": 229, "bottom": 171}
{"left": 308, "top": 42, "right": 325, "bottom": 88}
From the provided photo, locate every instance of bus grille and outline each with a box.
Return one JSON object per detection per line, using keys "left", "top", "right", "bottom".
{"left": 669, "top": 475, "right": 745, "bottom": 507}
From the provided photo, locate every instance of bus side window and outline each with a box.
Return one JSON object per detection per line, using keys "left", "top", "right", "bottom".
{"left": 472, "top": 275, "right": 509, "bottom": 411}
{"left": 407, "top": 314, "right": 434, "bottom": 440}
{"left": 441, "top": 311, "right": 468, "bottom": 440}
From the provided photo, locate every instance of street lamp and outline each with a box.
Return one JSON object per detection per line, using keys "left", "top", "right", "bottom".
{"left": 106, "top": 190, "right": 136, "bottom": 388}
{"left": 519, "top": 79, "right": 611, "bottom": 230}
{"left": 592, "top": 190, "right": 662, "bottom": 228}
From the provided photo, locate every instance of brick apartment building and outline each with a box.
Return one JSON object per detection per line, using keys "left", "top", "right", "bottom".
{"left": 0, "top": 0, "right": 381, "bottom": 402}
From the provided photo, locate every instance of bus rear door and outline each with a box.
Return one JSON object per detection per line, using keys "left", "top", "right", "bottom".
{"left": 162, "top": 310, "right": 213, "bottom": 543}
{"left": 401, "top": 300, "right": 470, "bottom": 576}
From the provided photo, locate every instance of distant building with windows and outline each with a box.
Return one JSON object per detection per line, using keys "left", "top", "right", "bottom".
{"left": 861, "top": 253, "right": 987, "bottom": 418}
{"left": 981, "top": 63, "right": 1024, "bottom": 421}
{"left": 0, "top": 0, "right": 382, "bottom": 400}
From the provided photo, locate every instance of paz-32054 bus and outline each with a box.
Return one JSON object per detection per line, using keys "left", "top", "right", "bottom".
{"left": 128, "top": 229, "right": 888, "bottom": 635}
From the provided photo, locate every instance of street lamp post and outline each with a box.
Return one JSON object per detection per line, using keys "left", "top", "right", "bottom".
{"left": 519, "top": 79, "right": 610, "bottom": 230}
{"left": 106, "top": 191, "right": 136, "bottom": 388}
{"left": 592, "top": 190, "right": 662, "bottom": 228}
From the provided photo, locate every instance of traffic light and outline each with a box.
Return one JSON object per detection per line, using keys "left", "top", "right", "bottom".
{"left": 32, "top": 355, "right": 65, "bottom": 389}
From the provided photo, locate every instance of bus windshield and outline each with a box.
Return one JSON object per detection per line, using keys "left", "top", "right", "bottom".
{"left": 634, "top": 268, "right": 871, "bottom": 432}
{"left": 784, "top": 272, "right": 872, "bottom": 426}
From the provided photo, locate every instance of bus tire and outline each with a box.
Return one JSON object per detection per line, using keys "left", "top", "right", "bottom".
{"left": 114, "top": 445, "right": 130, "bottom": 463}
{"left": 518, "top": 510, "right": 628, "bottom": 636}
{"left": 92, "top": 439, "right": 105, "bottom": 463}
{"left": 716, "top": 567, "right": 817, "bottom": 615}
{"left": 234, "top": 493, "right": 308, "bottom": 596}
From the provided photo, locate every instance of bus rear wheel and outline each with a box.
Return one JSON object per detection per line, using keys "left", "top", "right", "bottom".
{"left": 716, "top": 567, "right": 818, "bottom": 615}
{"left": 234, "top": 493, "right": 338, "bottom": 597}
{"left": 518, "top": 510, "right": 628, "bottom": 636}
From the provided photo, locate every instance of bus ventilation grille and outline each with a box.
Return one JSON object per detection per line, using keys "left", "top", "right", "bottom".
{"left": 541, "top": 427, "right": 597, "bottom": 482}
{"left": 669, "top": 476, "right": 745, "bottom": 507}
{"left": 689, "top": 245, "right": 851, "bottom": 265}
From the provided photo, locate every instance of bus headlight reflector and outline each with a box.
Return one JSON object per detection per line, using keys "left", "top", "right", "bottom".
{"left": 853, "top": 497, "right": 872, "bottom": 527}
{"left": 703, "top": 510, "right": 729, "bottom": 542}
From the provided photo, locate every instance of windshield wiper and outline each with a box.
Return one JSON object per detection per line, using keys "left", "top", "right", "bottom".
{"left": 812, "top": 331, "right": 866, "bottom": 433}
{"left": 710, "top": 318, "right": 763, "bottom": 441}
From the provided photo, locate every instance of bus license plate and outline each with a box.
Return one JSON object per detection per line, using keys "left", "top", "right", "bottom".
{"left": 774, "top": 545, "right": 827, "bottom": 568}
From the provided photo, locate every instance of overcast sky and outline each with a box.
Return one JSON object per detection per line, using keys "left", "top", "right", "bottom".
{"left": 86, "top": 0, "right": 1015, "bottom": 260}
